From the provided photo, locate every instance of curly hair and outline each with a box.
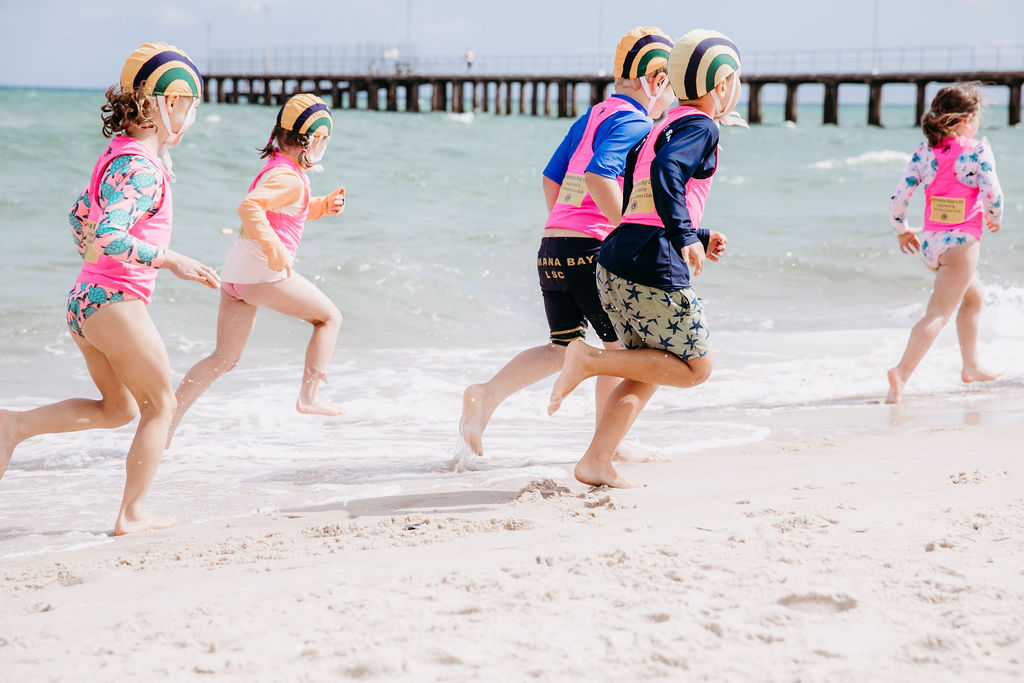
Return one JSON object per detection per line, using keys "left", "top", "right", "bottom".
{"left": 922, "top": 82, "right": 982, "bottom": 148}
{"left": 100, "top": 84, "right": 155, "bottom": 138}
{"left": 258, "top": 125, "right": 315, "bottom": 168}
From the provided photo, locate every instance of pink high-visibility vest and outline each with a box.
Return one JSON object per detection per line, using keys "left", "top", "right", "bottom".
{"left": 544, "top": 97, "right": 640, "bottom": 239}
{"left": 78, "top": 135, "right": 172, "bottom": 303}
{"left": 245, "top": 151, "right": 310, "bottom": 256}
{"left": 621, "top": 105, "right": 716, "bottom": 230}
{"left": 924, "top": 136, "right": 983, "bottom": 239}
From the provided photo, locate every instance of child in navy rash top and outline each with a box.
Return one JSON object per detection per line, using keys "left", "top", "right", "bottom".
{"left": 459, "top": 27, "right": 678, "bottom": 459}
{"left": 598, "top": 112, "right": 719, "bottom": 291}
{"left": 547, "top": 29, "right": 746, "bottom": 490}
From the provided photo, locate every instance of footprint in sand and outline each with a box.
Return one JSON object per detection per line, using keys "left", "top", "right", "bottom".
{"left": 778, "top": 593, "right": 858, "bottom": 614}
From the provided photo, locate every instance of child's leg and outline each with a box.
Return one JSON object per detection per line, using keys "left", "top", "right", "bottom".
{"left": 81, "top": 300, "right": 179, "bottom": 535}
{"left": 957, "top": 273, "right": 1001, "bottom": 383}
{"left": 460, "top": 343, "right": 566, "bottom": 456}
{"left": 168, "top": 291, "right": 258, "bottom": 445}
{"left": 886, "top": 241, "right": 979, "bottom": 403}
{"left": 0, "top": 335, "right": 138, "bottom": 480}
{"left": 594, "top": 340, "right": 622, "bottom": 424}
{"left": 575, "top": 379, "right": 659, "bottom": 488}
{"left": 241, "top": 273, "right": 344, "bottom": 415}
{"left": 548, "top": 340, "right": 713, "bottom": 415}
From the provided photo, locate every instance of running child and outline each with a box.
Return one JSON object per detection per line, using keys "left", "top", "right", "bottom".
{"left": 547, "top": 29, "right": 743, "bottom": 488}
{"left": 459, "top": 26, "right": 678, "bottom": 457}
{"left": 885, "top": 82, "right": 1003, "bottom": 403}
{"left": 167, "top": 94, "right": 347, "bottom": 442}
{"left": 0, "top": 43, "right": 219, "bottom": 534}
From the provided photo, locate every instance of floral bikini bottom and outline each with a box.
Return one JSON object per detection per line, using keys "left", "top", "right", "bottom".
{"left": 66, "top": 282, "right": 137, "bottom": 338}
{"left": 920, "top": 230, "right": 977, "bottom": 270}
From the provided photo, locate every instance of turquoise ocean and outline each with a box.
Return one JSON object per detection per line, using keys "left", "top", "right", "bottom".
{"left": 2, "top": 88, "right": 1023, "bottom": 556}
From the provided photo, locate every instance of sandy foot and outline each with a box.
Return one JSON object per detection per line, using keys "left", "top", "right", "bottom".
{"left": 113, "top": 511, "right": 178, "bottom": 536}
{"left": 459, "top": 384, "right": 492, "bottom": 457}
{"left": 296, "top": 398, "right": 346, "bottom": 416}
{"left": 574, "top": 456, "right": 641, "bottom": 489}
{"left": 548, "top": 340, "right": 593, "bottom": 416}
{"left": 885, "top": 368, "right": 904, "bottom": 404}
{"left": 962, "top": 366, "right": 1002, "bottom": 384}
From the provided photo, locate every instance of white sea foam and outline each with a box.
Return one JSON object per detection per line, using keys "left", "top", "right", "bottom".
{"left": 809, "top": 149, "right": 910, "bottom": 169}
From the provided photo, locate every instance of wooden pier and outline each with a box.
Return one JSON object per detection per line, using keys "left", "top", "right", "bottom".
{"left": 204, "top": 71, "right": 1024, "bottom": 126}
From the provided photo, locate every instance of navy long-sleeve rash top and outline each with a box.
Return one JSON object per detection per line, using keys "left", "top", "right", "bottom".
{"left": 598, "top": 114, "right": 719, "bottom": 291}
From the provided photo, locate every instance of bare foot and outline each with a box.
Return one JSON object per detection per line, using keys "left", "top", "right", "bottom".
{"left": 574, "top": 456, "right": 641, "bottom": 488}
{"left": 885, "top": 368, "right": 905, "bottom": 404}
{"left": 113, "top": 508, "right": 177, "bottom": 536}
{"left": 548, "top": 340, "right": 596, "bottom": 416}
{"left": 459, "top": 384, "right": 494, "bottom": 457}
{"left": 296, "top": 397, "right": 346, "bottom": 416}
{"left": 962, "top": 366, "right": 1002, "bottom": 384}
{"left": 0, "top": 409, "right": 21, "bottom": 480}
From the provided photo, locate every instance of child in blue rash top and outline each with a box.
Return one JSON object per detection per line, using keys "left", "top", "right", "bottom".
{"left": 547, "top": 29, "right": 744, "bottom": 489}
{"left": 459, "top": 27, "right": 677, "bottom": 458}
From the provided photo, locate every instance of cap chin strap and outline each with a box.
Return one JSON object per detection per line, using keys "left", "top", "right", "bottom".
{"left": 154, "top": 95, "right": 198, "bottom": 183}
{"left": 710, "top": 75, "right": 749, "bottom": 129}
{"left": 639, "top": 75, "right": 669, "bottom": 117}
{"left": 156, "top": 95, "right": 198, "bottom": 147}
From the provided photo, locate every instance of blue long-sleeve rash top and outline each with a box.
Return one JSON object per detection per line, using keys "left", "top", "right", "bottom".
{"left": 598, "top": 114, "right": 718, "bottom": 291}
{"left": 542, "top": 94, "right": 653, "bottom": 182}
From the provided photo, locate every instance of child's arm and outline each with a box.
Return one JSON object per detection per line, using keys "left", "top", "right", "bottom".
{"left": 68, "top": 189, "right": 90, "bottom": 258}
{"left": 889, "top": 144, "right": 928, "bottom": 234}
{"left": 88, "top": 155, "right": 167, "bottom": 268}
{"left": 306, "top": 187, "right": 345, "bottom": 221}
{"left": 542, "top": 176, "right": 561, "bottom": 212}
{"left": 650, "top": 119, "right": 718, "bottom": 277}
{"left": 976, "top": 137, "right": 1003, "bottom": 232}
{"left": 237, "top": 169, "right": 305, "bottom": 273}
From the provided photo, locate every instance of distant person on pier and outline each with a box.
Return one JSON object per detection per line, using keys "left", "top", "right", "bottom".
{"left": 460, "top": 26, "right": 679, "bottom": 458}
{"left": 885, "top": 82, "right": 1004, "bottom": 403}
{"left": 465, "top": 47, "right": 474, "bottom": 74}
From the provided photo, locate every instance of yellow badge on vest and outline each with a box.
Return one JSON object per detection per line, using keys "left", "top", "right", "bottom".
{"left": 556, "top": 173, "right": 587, "bottom": 207}
{"left": 83, "top": 220, "right": 100, "bottom": 263}
{"left": 929, "top": 196, "right": 966, "bottom": 224}
{"left": 626, "top": 178, "right": 655, "bottom": 215}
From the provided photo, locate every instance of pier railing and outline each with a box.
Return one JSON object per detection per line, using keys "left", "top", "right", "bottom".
{"left": 203, "top": 44, "right": 1024, "bottom": 126}
{"left": 208, "top": 43, "right": 1024, "bottom": 77}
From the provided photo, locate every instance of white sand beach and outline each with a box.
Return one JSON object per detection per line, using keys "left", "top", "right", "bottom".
{"left": 3, "top": 421, "right": 1022, "bottom": 681}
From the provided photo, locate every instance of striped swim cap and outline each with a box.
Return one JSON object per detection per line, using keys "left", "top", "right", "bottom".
{"left": 668, "top": 29, "right": 742, "bottom": 101}
{"left": 120, "top": 42, "right": 203, "bottom": 98}
{"left": 613, "top": 27, "right": 673, "bottom": 79}
{"left": 277, "top": 94, "right": 332, "bottom": 137}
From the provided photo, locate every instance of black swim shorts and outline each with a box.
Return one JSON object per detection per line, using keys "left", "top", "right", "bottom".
{"left": 536, "top": 236, "right": 618, "bottom": 345}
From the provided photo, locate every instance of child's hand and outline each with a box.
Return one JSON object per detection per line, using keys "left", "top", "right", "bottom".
{"left": 896, "top": 226, "right": 922, "bottom": 255}
{"left": 266, "top": 243, "right": 294, "bottom": 277}
{"left": 681, "top": 242, "right": 705, "bottom": 277}
{"left": 706, "top": 231, "right": 727, "bottom": 262}
{"left": 163, "top": 250, "right": 221, "bottom": 289}
{"left": 325, "top": 187, "right": 346, "bottom": 216}
{"left": 986, "top": 216, "right": 1001, "bottom": 233}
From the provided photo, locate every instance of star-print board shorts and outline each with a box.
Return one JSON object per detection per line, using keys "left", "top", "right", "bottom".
{"left": 920, "top": 229, "right": 977, "bottom": 270}
{"left": 67, "top": 282, "right": 137, "bottom": 338}
{"left": 537, "top": 236, "right": 618, "bottom": 346}
{"left": 596, "top": 264, "right": 711, "bottom": 361}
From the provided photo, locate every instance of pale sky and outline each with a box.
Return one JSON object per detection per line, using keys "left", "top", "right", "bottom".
{"left": 0, "top": 0, "right": 1020, "bottom": 88}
